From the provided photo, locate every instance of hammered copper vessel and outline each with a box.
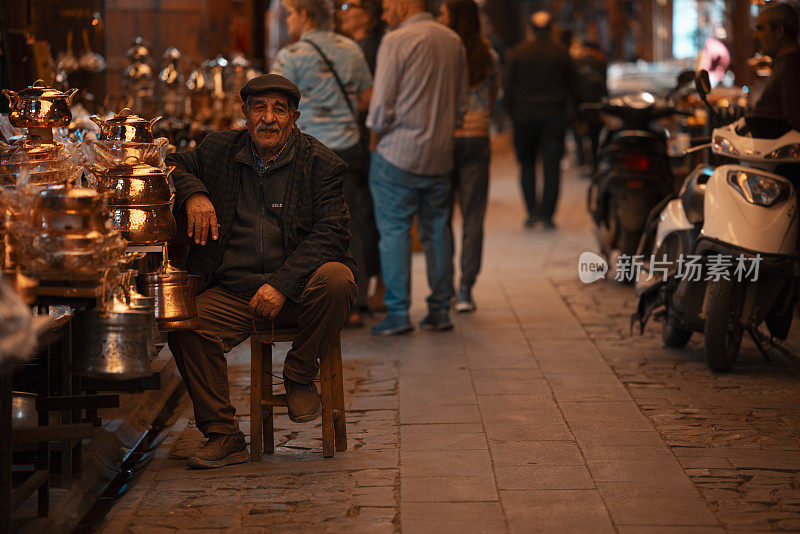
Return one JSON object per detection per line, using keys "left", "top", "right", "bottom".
{"left": 90, "top": 108, "right": 162, "bottom": 143}
{"left": 107, "top": 202, "right": 175, "bottom": 244}
{"left": 137, "top": 265, "right": 199, "bottom": 325}
{"left": 87, "top": 161, "right": 176, "bottom": 244}
{"left": 2, "top": 80, "right": 78, "bottom": 128}
{"left": 71, "top": 305, "right": 156, "bottom": 379}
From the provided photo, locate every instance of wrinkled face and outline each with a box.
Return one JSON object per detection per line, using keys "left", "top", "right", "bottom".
{"left": 754, "top": 12, "right": 781, "bottom": 57}
{"left": 338, "top": 1, "right": 369, "bottom": 37}
{"left": 285, "top": 4, "right": 306, "bottom": 39}
{"left": 437, "top": 2, "right": 450, "bottom": 26}
{"left": 243, "top": 93, "right": 299, "bottom": 154}
{"left": 382, "top": 0, "right": 403, "bottom": 30}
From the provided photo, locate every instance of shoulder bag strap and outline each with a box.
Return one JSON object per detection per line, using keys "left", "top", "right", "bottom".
{"left": 302, "top": 39, "right": 359, "bottom": 121}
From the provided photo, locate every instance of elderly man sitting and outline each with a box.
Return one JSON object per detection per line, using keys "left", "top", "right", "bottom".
{"left": 166, "top": 74, "right": 356, "bottom": 469}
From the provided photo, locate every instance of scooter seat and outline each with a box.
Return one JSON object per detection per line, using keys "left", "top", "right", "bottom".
{"left": 680, "top": 165, "right": 714, "bottom": 224}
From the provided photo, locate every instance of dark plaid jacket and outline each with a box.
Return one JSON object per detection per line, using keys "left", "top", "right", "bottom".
{"left": 166, "top": 128, "right": 355, "bottom": 302}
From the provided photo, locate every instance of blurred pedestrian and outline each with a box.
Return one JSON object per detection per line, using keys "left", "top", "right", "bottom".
{"left": 505, "top": 11, "right": 578, "bottom": 229}
{"left": 337, "top": 0, "right": 387, "bottom": 314}
{"left": 438, "top": 0, "right": 499, "bottom": 313}
{"left": 338, "top": 0, "right": 383, "bottom": 74}
{"left": 271, "top": 0, "right": 373, "bottom": 326}
{"left": 575, "top": 41, "right": 607, "bottom": 175}
{"left": 367, "top": 0, "right": 468, "bottom": 335}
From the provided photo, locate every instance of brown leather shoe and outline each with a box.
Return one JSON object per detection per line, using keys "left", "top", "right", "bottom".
{"left": 187, "top": 432, "right": 248, "bottom": 469}
{"left": 284, "top": 375, "right": 322, "bottom": 423}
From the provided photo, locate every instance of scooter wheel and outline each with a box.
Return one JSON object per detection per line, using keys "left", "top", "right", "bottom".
{"left": 703, "top": 279, "right": 744, "bottom": 372}
{"left": 662, "top": 316, "right": 692, "bottom": 348}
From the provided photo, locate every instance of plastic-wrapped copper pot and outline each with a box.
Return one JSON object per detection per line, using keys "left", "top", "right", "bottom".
{"left": 2, "top": 80, "right": 79, "bottom": 128}
{"left": 90, "top": 108, "right": 162, "bottom": 143}
{"left": 137, "top": 264, "right": 199, "bottom": 325}
{"left": 86, "top": 137, "right": 167, "bottom": 167}
{"left": 31, "top": 186, "right": 107, "bottom": 235}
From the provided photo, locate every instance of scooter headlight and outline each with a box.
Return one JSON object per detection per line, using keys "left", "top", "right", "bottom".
{"left": 766, "top": 143, "right": 800, "bottom": 160}
{"left": 712, "top": 135, "right": 740, "bottom": 157}
{"left": 727, "top": 170, "right": 791, "bottom": 207}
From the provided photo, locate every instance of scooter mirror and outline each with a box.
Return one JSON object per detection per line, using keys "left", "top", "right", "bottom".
{"left": 676, "top": 70, "right": 695, "bottom": 89}
{"left": 695, "top": 70, "right": 712, "bottom": 100}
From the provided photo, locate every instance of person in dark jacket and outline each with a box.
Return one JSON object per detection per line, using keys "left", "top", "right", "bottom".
{"left": 166, "top": 74, "right": 356, "bottom": 469}
{"left": 505, "top": 11, "right": 578, "bottom": 229}
{"left": 750, "top": 2, "right": 800, "bottom": 131}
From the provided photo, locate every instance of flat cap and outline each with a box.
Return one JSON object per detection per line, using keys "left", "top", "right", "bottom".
{"left": 240, "top": 73, "right": 301, "bottom": 107}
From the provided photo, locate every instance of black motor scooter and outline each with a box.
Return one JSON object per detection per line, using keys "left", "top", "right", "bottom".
{"left": 584, "top": 73, "right": 694, "bottom": 269}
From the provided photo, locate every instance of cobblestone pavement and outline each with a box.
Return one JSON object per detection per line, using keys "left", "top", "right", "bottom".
{"left": 550, "top": 275, "right": 800, "bottom": 532}
{"left": 98, "top": 135, "right": 800, "bottom": 532}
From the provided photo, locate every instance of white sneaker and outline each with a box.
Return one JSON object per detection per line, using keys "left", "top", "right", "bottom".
{"left": 454, "top": 289, "right": 476, "bottom": 313}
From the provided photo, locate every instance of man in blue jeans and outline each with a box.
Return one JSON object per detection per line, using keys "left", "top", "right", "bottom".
{"left": 366, "top": 0, "right": 468, "bottom": 335}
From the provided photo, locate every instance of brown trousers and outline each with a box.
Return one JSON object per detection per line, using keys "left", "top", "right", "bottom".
{"left": 168, "top": 262, "right": 356, "bottom": 436}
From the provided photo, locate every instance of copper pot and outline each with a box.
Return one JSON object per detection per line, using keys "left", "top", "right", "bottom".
{"left": 107, "top": 201, "right": 175, "bottom": 244}
{"left": 2, "top": 80, "right": 79, "bottom": 128}
{"left": 88, "top": 161, "right": 173, "bottom": 205}
{"left": 137, "top": 264, "right": 198, "bottom": 324}
{"left": 32, "top": 186, "right": 107, "bottom": 235}
{"left": 71, "top": 304, "right": 156, "bottom": 379}
{"left": 2, "top": 140, "right": 64, "bottom": 164}
{"left": 90, "top": 108, "right": 162, "bottom": 143}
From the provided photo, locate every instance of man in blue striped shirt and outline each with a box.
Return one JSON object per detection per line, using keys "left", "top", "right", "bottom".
{"left": 366, "top": 0, "right": 468, "bottom": 335}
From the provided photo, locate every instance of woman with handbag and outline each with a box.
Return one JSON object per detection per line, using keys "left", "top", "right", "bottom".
{"left": 272, "top": 0, "right": 373, "bottom": 326}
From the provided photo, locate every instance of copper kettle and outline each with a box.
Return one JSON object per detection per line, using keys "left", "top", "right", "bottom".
{"left": 2, "top": 80, "right": 79, "bottom": 128}
{"left": 136, "top": 250, "right": 199, "bottom": 327}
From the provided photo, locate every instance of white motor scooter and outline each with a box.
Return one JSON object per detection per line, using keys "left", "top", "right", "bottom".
{"left": 634, "top": 70, "right": 800, "bottom": 372}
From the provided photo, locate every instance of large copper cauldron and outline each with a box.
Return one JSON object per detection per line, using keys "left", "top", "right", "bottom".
{"left": 2, "top": 80, "right": 79, "bottom": 128}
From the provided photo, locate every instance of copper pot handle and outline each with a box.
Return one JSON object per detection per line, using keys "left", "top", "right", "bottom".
{"left": 66, "top": 88, "right": 80, "bottom": 106}
{"left": 148, "top": 116, "right": 163, "bottom": 131}
{"left": 1, "top": 89, "right": 17, "bottom": 108}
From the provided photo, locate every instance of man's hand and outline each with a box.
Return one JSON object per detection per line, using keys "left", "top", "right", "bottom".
{"left": 185, "top": 193, "right": 219, "bottom": 245}
{"left": 369, "top": 130, "right": 381, "bottom": 151}
{"left": 249, "top": 283, "right": 286, "bottom": 320}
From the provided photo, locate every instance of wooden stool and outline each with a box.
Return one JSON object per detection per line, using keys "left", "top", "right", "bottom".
{"left": 249, "top": 329, "right": 346, "bottom": 460}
